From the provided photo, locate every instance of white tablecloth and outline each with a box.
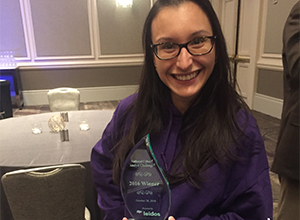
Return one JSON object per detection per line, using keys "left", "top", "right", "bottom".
{"left": 0, "top": 110, "right": 113, "bottom": 167}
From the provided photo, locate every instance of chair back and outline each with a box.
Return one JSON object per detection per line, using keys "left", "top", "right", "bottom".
{"left": 0, "top": 80, "right": 13, "bottom": 119}
{"left": 47, "top": 87, "right": 80, "bottom": 112}
{"left": 1, "top": 164, "right": 86, "bottom": 220}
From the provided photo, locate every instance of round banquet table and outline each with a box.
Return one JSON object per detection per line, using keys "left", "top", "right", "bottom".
{"left": 0, "top": 110, "right": 114, "bottom": 220}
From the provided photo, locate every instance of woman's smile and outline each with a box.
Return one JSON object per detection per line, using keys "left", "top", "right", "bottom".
{"left": 171, "top": 70, "right": 200, "bottom": 81}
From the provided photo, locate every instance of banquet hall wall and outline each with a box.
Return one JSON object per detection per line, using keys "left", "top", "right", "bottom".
{"left": 0, "top": 0, "right": 297, "bottom": 118}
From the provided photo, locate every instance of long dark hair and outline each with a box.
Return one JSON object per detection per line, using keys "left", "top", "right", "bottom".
{"left": 112, "top": 0, "right": 249, "bottom": 188}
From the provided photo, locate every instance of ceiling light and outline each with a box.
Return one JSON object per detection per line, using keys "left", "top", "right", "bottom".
{"left": 116, "top": 0, "right": 133, "bottom": 8}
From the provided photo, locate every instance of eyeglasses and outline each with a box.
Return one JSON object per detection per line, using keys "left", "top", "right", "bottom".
{"left": 151, "top": 36, "right": 216, "bottom": 60}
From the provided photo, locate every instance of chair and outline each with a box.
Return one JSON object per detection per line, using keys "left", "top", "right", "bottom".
{"left": 0, "top": 80, "right": 13, "bottom": 119}
{"left": 1, "top": 164, "right": 89, "bottom": 220}
{"left": 47, "top": 87, "right": 80, "bottom": 112}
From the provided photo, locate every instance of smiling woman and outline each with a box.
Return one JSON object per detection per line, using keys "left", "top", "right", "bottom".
{"left": 151, "top": 2, "right": 216, "bottom": 113}
{"left": 91, "top": 0, "right": 273, "bottom": 219}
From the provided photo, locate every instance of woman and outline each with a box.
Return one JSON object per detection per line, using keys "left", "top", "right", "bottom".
{"left": 91, "top": 0, "right": 273, "bottom": 219}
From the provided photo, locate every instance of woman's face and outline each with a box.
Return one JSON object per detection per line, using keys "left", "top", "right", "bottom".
{"left": 151, "top": 1, "right": 216, "bottom": 113}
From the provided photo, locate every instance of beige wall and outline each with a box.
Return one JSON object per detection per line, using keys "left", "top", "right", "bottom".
{"left": 0, "top": 0, "right": 297, "bottom": 106}
{"left": 256, "top": 0, "right": 297, "bottom": 99}
{"left": 0, "top": 0, "right": 149, "bottom": 103}
{"left": 0, "top": 0, "right": 27, "bottom": 56}
{"left": 264, "top": 0, "right": 298, "bottom": 54}
{"left": 252, "top": 0, "right": 298, "bottom": 118}
{"left": 256, "top": 69, "right": 283, "bottom": 100}
{"left": 20, "top": 65, "right": 141, "bottom": 90}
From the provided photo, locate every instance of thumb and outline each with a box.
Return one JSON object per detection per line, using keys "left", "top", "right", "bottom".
{"left": 168, "top": 216, "right": 176, "bottom": 220}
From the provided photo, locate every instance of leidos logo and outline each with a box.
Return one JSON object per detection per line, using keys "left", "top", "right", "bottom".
{"left": 143, "top": 211, "right": 161, "bottom": 217}
{"left": 136, "top": 210, "right": 160, "bottom": 217}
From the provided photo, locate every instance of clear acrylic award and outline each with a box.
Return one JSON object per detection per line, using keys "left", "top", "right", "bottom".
{"left": 121, "top": 134, "right": 171, "bottom": 220}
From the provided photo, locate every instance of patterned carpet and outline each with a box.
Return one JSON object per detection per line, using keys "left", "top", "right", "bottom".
{"left": 252, "top": 110, "right": 281, "bottom": 218}
{"left": 13, "top": 102, "right": 281, "bottom": 218}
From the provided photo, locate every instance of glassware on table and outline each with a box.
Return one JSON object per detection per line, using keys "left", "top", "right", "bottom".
{"left": 60, "top": 112, "right": 69, "bottom": 122}
{"left": 0, "top": 51, "right": 16, "bottom": 68}
{"left": 60, "top": 129, "right": 69, "bottom": 142}
{"left": 32, "top": 123, "right": 43, "bottom": 134}
{"left": 79, "top": 120, "right": 89, "bottom": 131}
{"left": 121, "top": 134, "right": 171, "bottom": 220}
{"left": 48, "top": 115, "right": 66, "bottom": 132}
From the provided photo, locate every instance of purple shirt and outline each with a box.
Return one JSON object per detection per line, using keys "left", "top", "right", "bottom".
{"left": 91, "top": 94, "right": 273, "bottom": 220}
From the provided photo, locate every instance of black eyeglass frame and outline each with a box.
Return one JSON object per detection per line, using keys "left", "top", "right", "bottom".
{"left": 151, "top": 36, "right": 217, "bottom": 60}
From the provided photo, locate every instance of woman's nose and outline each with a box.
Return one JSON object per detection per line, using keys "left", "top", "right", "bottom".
{"left": 176, "top": 48, "right": 193, "bottom": 71}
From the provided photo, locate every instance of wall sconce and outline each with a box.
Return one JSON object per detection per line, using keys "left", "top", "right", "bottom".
{"left": 116, "top": 0, "right": 133, "bottom": 8}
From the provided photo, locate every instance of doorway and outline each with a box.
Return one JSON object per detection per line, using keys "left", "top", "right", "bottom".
{"left": 211, "top": 0, "right": 262, "bottom": 108}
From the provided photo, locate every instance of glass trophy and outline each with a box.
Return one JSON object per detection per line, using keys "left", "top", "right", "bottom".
{"left": 121, "top": 134, "right": 171, "bottom": 220}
